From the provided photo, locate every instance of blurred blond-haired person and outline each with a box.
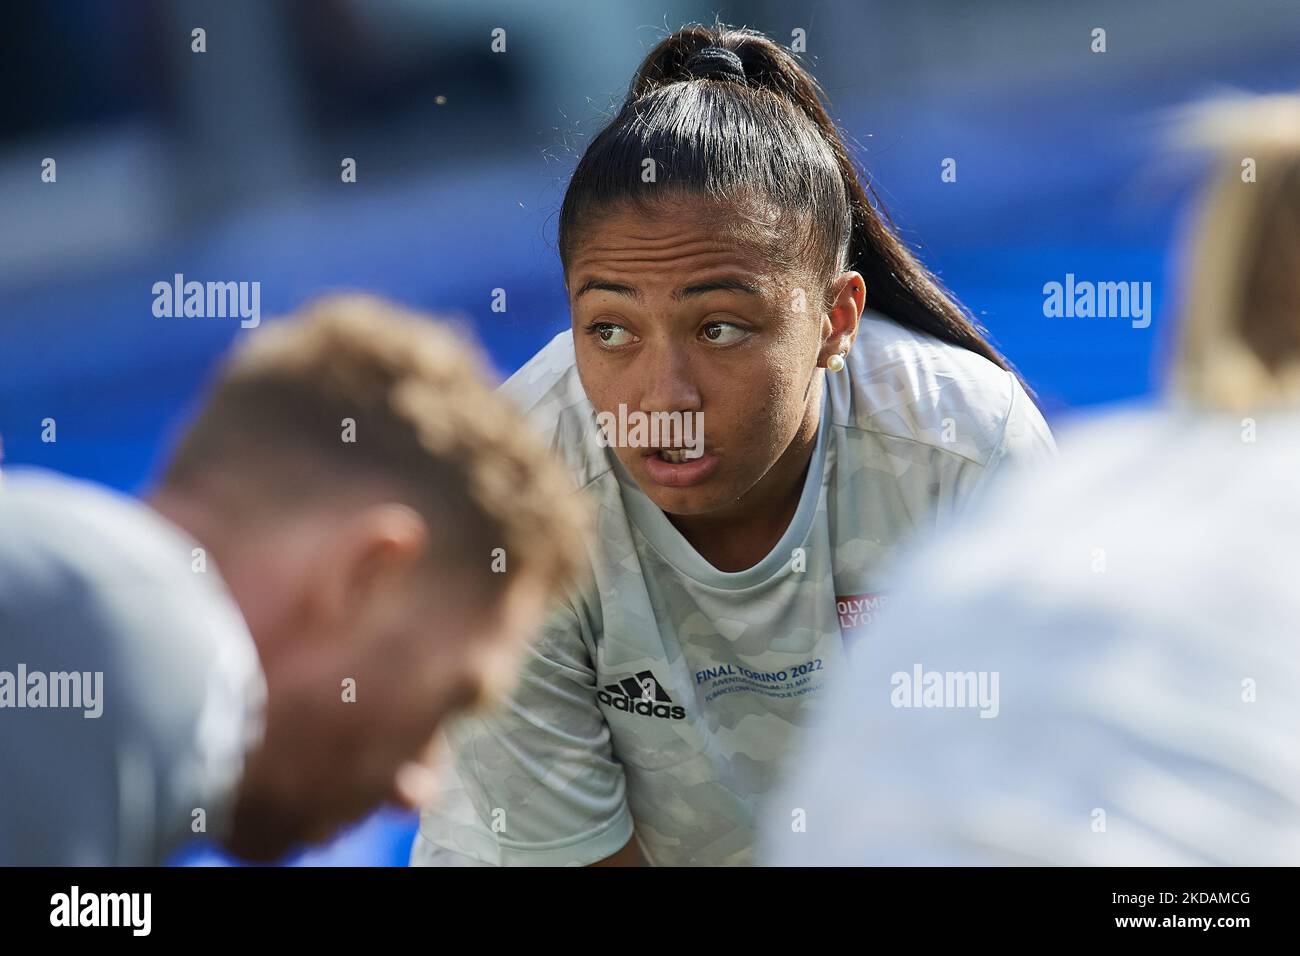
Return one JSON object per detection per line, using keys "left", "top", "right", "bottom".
{"left": 763, "top": 93, "right": 1300, "bottom": 866}
{"left": 0, "top": 294, "right": 588, "bottom": 865}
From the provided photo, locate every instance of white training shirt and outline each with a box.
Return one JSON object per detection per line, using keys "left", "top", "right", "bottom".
{"left": 760, "top": 403, "right": 1300, "bottom": 865}
{"left": 0, "top": 470, "right": 265, "bottom": 865}
{"left": 412, "top": 312, "right": 1056, "bottom": 866}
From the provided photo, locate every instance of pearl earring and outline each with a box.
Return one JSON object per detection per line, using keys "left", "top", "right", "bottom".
{"left": 826, "top": 352, "right": 846, "bottom": 373}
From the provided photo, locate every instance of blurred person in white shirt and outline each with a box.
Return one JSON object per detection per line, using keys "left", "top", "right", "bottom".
{"left": 761, "top": 92, "right": 1300, "bottom": 866}
{"left": 0, "top": 295, "right": 588, "bottom": 865}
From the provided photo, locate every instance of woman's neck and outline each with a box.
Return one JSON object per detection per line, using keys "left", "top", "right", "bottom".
{"left": 667, "top": 401, "right": 822, "bottom": 573}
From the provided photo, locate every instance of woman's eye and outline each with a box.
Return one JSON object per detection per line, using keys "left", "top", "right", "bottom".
{"left": 701, "top": 321, "right": 747, "bottom": 345}
{"left": 590, "top": 323, "right": 634, "bottom": 348}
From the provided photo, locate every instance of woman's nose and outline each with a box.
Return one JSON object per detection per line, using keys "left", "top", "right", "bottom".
{"left": 638, "top": 342, "right": 702, "bottom": 414}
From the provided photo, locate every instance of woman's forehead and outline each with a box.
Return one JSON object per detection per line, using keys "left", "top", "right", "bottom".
{"left": 567, "top": 245, "right": 783, "bottom": 305}
{"left": 567, "top": 206, "right": 792, "bottom": 289}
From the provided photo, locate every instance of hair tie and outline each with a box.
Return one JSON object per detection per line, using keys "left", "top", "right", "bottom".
{"left": 684, "top": 46, "right": 746, "bottom": 84}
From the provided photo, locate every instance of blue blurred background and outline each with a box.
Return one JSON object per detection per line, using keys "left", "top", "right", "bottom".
{"left": 2, "top": 0, "right": 1298, "bottom": 864}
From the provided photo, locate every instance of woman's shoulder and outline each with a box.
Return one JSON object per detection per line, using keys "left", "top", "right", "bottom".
{"left": 835, "top": 312, "right": 1039, "bottom": 468}
{"left": 500, "top": 330, "right": 611, "bottom": 489}
{"left": 501, "top": 329, "right": 582, "bottom": 411}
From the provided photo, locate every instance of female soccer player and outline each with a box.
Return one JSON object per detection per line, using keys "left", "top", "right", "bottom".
{"left": 413, "top": 23, "right": 1055, "bottom": 867}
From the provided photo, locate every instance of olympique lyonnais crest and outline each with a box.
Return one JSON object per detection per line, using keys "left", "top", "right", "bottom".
{"left": 835, "top": 592, "right": 889, "bottom": 650}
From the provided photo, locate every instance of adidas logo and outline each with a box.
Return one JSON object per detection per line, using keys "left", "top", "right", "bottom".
{"left": 597, "top": 670, "right": 686, "bottom": 720}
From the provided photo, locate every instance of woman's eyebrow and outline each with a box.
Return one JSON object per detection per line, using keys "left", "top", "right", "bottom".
{"left": 674, "top": 278, "right": 761, "bottom": 300}
{"left": 573, "top": 279, "right": 641, "bottom": 301}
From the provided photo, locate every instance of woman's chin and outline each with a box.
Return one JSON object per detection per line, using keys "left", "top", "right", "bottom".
{"left": 644, "top": 483, "right": 731, "bottom": 518}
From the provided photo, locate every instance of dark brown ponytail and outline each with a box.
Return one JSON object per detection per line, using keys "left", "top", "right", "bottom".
{"left": 560, "top": 23, "right": 1013, "bottom": 374}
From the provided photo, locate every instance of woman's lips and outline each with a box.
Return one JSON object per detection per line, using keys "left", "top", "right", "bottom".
{"left": 639, "top": 449, "right": 719, "bottom": 488}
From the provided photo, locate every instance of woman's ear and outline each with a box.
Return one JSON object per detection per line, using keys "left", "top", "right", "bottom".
{"left": 820, "top": 271, "right": 865, "bottom": 364}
